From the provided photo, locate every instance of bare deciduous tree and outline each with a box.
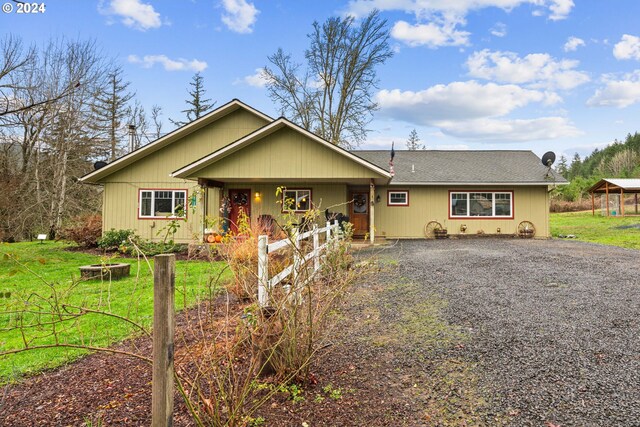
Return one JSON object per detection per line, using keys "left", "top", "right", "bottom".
{"left": 0, "top": 37, "right": 111, "bottom": 240}
{"left": 264, "top": 10, "right": 393, "bottom": 148}
{"left": 150, "top": 104, "right": 163, "bottom": 140}
{"left": 598, "top": 148, "right": 639, "bottom": 177}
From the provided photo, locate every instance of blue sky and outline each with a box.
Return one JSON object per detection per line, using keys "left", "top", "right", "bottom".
{"left": 4, "top": 0, "right": 640, "bottom": 160}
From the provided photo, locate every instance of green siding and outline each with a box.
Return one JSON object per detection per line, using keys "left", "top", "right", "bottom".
{"left": 189, "top": 127, "right": 386, "bottom": 180}
{"left": 374, "top": 186, "right": 550, "bottom": 238}
{"left": 105, "top": 109, "right": 269, "bottom": 183}
{"left": 102, "top": 182, "right": 204, "bottom": 243}
{"left": 100, "top": 108, "right": 267, "bottom": 242}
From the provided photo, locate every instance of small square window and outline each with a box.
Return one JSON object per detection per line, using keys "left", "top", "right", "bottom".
{"left": 282, "top": 189, "right": 312, "bottom": 212}
{"left": 388, "top": 191, "right": 409, "bottom": 206}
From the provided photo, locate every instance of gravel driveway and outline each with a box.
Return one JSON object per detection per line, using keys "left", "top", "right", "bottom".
{"left": 378, "top": 238, "right": 640, "bottom": 426}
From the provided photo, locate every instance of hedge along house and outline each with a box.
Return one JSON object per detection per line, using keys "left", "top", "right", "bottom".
{"left": 80, "top": 99, "right": 565, "bottom": 243}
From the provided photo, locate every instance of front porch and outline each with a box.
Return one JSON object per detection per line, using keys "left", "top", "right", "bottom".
{"left": 196, "top": 179, "right": 380, "bottom": 243}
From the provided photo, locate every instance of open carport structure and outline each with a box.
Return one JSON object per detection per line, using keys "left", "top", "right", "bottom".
{"left": 588, "top": 178, "right": 640, "bottom": 216}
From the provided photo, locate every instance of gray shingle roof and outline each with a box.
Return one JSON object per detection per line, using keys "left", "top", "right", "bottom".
{"left": 352, "top": 150, "right": 567, "bottom": 185}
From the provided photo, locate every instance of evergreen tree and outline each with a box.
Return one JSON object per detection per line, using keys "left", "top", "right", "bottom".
{"left": 406, "top": 129, "right": 424, "bottom": 150}
{"left": 568, "top": 152, "right": 582, "bottom": 179}
{"left": 556, "top": 155, "right": 568, "bottom": 176}
{"left": 170, "top": 72, "right": 215, "bottom": 127}
{"left": 91, "top": 66, "right": 134, "bottom": 160}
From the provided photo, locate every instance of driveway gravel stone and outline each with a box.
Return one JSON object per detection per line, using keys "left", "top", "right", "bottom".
{"left": 383, "top": 238, "right": 640, "bottom": 426}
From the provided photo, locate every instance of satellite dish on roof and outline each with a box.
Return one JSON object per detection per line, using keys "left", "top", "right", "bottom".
{"left": 94, "top": 161, "right": 108, "bottom": 170}
{"left": 541, "top": 151, "right": 556, "bottom": 167}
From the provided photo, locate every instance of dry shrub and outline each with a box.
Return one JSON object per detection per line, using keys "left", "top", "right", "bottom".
{"left": 248, "top": 222, "right": 357, "bottom": 382}
{"left": 219, "top": 213, "right": 290, "bottom": 300}
{"left": 58, "top": 214, "right": 102, "bottom": 247}
{"left": 175, "top": 212, "right": 361, "bottom": 426}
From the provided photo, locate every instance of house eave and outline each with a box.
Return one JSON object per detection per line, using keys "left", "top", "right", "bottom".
{"left": 79, "top": 99, "right": 273, "bottom": 184}
{"left": 171, "top": 118, "right": 393, "bottom": 180}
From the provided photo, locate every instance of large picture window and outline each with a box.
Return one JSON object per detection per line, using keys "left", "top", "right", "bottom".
{"left": 450, "top": 191, "right": 513, "bottom": 218}
{"left": 282, "top": 189, "right": 311, "bottom": 212}
{"left": 139, "top": 189, "right": 187, "bottom": 218}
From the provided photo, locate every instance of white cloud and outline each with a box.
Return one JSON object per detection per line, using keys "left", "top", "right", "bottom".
{"left": 235, "top": 68, "right": 270, "bottom": 87}
{"left": 220, "top": 0, "right": 259, "bottom": 34}
{"left": 613, "top": 34, "right": 640, "bottom": 60}
{"left": 490, "top": 22, "right": 507, "bottom": 37}
{"left": 466, "top": 49, "right": 589, "bottom": 90}
{"left": 391, "top": 20, "right": 470, "bottom": 48}
{"left": 376, "top": 81, "right": 558, "bottom": 124}
{"left": 346, "top": 0, "right": 572, "bottom": 19}
{"left": 563, "top": 36, "right": 585, "bottom": 52}
{"left": 345, "top": 1, "right": 574, "bottom": 24}
{"left": 345, "top": 1, "right": 573, "bottom": 48}
{"left": 547, "top": 0, "right": 574, "bottom": 21}
{"left": 99, "top": 0, "right": 162, "bottom": 30}
{"left": 375, "top": 80, "right": 579, "bottom": 141}
{"left": 587, "top": 71, "right": 640, "bottom": 108}
{"left": 127, "top": 54, "right": 208, "bottom": 72}
{"left": 436, "top": 117, "right": 581, "bottom": 141}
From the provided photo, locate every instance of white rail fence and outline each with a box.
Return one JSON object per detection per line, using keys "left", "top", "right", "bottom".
{"left": 257, "top": 220, "right": 341, "bottom": 307}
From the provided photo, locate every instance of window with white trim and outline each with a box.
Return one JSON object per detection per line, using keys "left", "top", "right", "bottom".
{"left": 139, "top": 190, "right": 187, "bottom": 218}
{"left": 388, "top": 191, "right": 409, "bottom": 206}
{"left": 450, "top": 191, "right": 512, "bottom": 218}
{"left": 282, "top": 189, "right": 311, "bottom": 212}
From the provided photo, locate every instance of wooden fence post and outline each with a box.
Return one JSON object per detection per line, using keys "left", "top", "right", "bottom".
{"left": 152, "top": 254, "right": 175, "bottom": 427}
{"left": 257, "top": 235, "right": 269, "bottom": 307}
{"left": 325, "top": 221, "right": 331, "bottom": 243}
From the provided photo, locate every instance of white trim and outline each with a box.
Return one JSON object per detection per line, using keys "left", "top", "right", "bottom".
{"left": 387, "top": 190, "right": 408, "bottom": 206}
{"left": 80, "top": 99, "right": 272, "bottom": 183}
{"left": 171, "top": 118, "right": 392, "bottom": 179}
{"left": 139, "top": 189, "right": 187, "bottom": 219}
{"left": 450, "top": 191, "right": 513, "bottom": 218}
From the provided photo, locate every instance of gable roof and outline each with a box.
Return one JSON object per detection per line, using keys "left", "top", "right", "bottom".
{"left": 171, "top": 117, "right": 392, "bottom": 180}
{"left": 354, "top": 150, "right": 567, "bottom": 185}
{"left": 588, "top": 178, "right": 640, "bottom": 193}
{"left": 80, "top": 99, "right": 273, "bottom": 184}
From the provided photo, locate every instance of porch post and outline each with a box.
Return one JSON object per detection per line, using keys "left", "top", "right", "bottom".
{"left": 369, "top": 179, "right": 375, "bottom": 244}
{"left": 605, "top": 182, "right": 610, "bottom": 217}
{"left": 201, "top": 184, "right": 207, "bottom": 242}
{"left": 621, "top": 188, "right": 625, "bottom": 217}
{"left": 591, "top": 192, "right": 595, "bottom": 216}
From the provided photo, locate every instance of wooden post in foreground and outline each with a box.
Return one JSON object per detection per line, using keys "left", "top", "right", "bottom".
{"left": 152, "top": 254, "right": 175, "bottom": 427}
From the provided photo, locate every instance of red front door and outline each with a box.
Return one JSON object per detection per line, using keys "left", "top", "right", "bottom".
{"left": 228, "top": 189, "right": 251, "bottom": 234}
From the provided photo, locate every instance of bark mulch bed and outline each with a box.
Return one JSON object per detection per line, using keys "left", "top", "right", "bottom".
{"left": 0, "top": 251, "right": 481, "bottom": 427}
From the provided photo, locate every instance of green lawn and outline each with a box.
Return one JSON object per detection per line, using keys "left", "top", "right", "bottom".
{"left": 0, "top": 241, "right": 228, "bottom": 381}
{"left": 550, "top": 211, "right": 640, "bottom": 250}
